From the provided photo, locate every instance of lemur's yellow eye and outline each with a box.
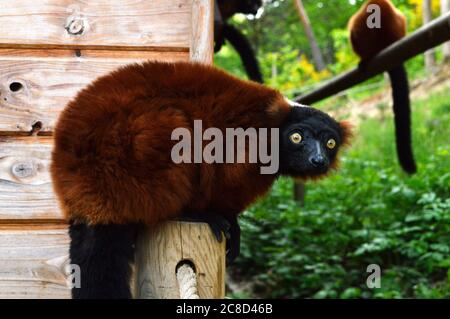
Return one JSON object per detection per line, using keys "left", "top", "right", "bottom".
{"left": 290, "top": 132, "right": 302, "bottom": 144}
{"left": 327, "top": 139, "right": 336, "bottom": 149}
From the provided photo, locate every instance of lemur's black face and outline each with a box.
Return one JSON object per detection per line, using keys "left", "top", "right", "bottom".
{"left": 279, "top": 107, "right": 345, "bottom": 178}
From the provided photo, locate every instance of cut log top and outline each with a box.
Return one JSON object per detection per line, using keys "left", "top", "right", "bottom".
{"left": 135, "top": 222, "right": 225, "bottom": 299}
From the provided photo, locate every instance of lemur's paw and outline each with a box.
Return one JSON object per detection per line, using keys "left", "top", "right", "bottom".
{"left": 176, "top": 212, "right": 231, "bottom": 243}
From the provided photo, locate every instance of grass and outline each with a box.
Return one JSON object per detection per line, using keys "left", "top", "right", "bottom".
{"left": 229, "top": 87, "right": 450, "bottom": 298}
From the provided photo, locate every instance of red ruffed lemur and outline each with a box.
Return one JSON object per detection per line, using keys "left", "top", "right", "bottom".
{"left": 51, "top": 61, "right": 351, "bottom": 299}
{"left": 214, "top": 0, "right": 264, "bottom": 83}
{"left": 348, "top": 0, "right": 416, "bottom": 173}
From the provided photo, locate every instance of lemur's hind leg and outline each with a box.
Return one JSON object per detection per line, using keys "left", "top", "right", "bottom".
{"left": 226, "top": 217, "right": 241, "bottom": 264}
{"left": 69, "top": 221, "right": 138, "bottom": 299}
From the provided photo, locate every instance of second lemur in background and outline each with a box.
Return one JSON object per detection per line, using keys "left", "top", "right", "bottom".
{"left": 348, "top": 0, "right": 416, "bottom": 173}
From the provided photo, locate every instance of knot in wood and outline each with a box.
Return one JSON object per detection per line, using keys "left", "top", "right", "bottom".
{"left": 11, "top": 161, "right": 36, "bottom": 179}
{"left": 66, "top": 18, "right": 85, "bottom": 35}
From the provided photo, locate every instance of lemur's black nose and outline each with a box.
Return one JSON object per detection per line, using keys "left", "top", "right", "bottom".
{"left": 309, "top": 155, "right": 326, "bottom": 167}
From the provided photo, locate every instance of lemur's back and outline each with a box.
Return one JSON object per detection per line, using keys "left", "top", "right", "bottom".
{"left": 51, "top": 61, "right": 287, "bottom": 225}
{"left": 348, "top": 0, "right": 406, "bottom": 60}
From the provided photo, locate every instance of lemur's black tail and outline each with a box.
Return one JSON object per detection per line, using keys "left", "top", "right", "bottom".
{"left": 69, "top": 221, "right": 137, "bottom": 299}
{"left": 222, "top": 24, "right": 263, "bottom": 83}
{"left": 388, "top": 64, "right": 416, "bottom": 174}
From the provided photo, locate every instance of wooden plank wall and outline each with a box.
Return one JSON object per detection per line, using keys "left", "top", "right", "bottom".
{"left": 0, "top": 0, "right": 213, "bottom": 298}
{"left": 0, "top": 0, "right": 191, "bottom": 50}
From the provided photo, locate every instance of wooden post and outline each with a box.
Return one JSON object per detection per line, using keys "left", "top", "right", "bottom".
{"left": 134, "top": 0, "right": 219, "bottom": 299}
{"left": 134, "top": 222, "right": 225, "bottom": 299}
{"left": 294, "top": 181, "right": 306, "bottom": 205}
{"left": 440, "top": 0, "right": 450, "bottom": 62}
{"left": 190, "top": 0, "right": 214, "bottom": 64}
{"left": 423, "top": 0, "right": 437, "bottom": 72}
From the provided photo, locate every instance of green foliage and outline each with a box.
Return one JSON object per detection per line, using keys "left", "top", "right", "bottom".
{"left": 230, "top": 90, "right": 450, "bottom": 298}
{"left": 215, "top": 0, "right": 363, "bottom": 92}
{"left": 329, "top": 28, "right": 358, "bottom": 75}
{"left": 215, "top": 0, "right": 450, "bottom": 299}
{"left": 215, "top": 0, "right": 432, "bottom": 97}
{"left": 215, "top": 45, "right": 249, "bottom": 80}
{"left": 259, "top": 50, "right": 331, "bottom": 95}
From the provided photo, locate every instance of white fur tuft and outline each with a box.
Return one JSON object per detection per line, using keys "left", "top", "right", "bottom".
{"left": 284, "top": 97, "right": 309, "bottom": 108}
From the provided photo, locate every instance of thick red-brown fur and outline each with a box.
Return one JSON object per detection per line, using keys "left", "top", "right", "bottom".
{"left": 329, "top": 120, "right": 353, "bottom": 170}
{"left": 51, "top": 61, "right": 349, "bottom": 226}
{"left": 348, "top": 0, "right": 406, "bottom": 61}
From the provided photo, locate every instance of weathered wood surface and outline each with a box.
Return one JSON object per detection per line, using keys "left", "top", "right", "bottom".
{"left": 134, "top": 0, "right": 218, "bottom": 300}
{"left": 0, "top": 0, "right": 191, "bottom": 50}
{"left": 190, "top": 0, "right": 214, "bottom": 64}
{"left": 134, "top": 222, "right": 225, "bottom": 299}
{"left": 0, "top": 222, "right": 224, "bottom": 299}
{"left": 0, "top": 136, "right": 63, "bottom": 221}
{"left": 0, "top": 224, "right": 71, "bottom": 299}
{"left": 0, "top": 0, "right": 216, "bottom": 300}
{"left": 0, "top": 49, "right": 189, "bottom": 132}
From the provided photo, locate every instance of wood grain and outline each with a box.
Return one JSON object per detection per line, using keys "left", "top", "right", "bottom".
{"left": 134, "top": 222, "right": 225, "bottom": 299}
{"left": 190, "top": 0, "right": 214, "bottom": 64}
{"left": 0, "top": 136, "right": 62, "bottom": 221}
{"left": 0, "top": 222, "right": 223, "bottom": 299}
{"left": 0, "top": 224, "right": 71, "bottom": 299}
{"left": 0, "top": 0, "right": 217, "bottom": 300}
{"left": 133, "top": 0, "right": 218, "bottom": 300}
{"left": 0, "top": 49, "right": 189, "bottom": 132}
{"left": 179, "top": 222, "right": 226, "bottom": 298}
{"left": 0, "top": 0, "right": 191, "bottom": 50}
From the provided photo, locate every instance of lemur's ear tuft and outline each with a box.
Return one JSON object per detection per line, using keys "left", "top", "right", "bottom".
{"left": 339, "top": 120, "right": 353, "bottom": 146}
